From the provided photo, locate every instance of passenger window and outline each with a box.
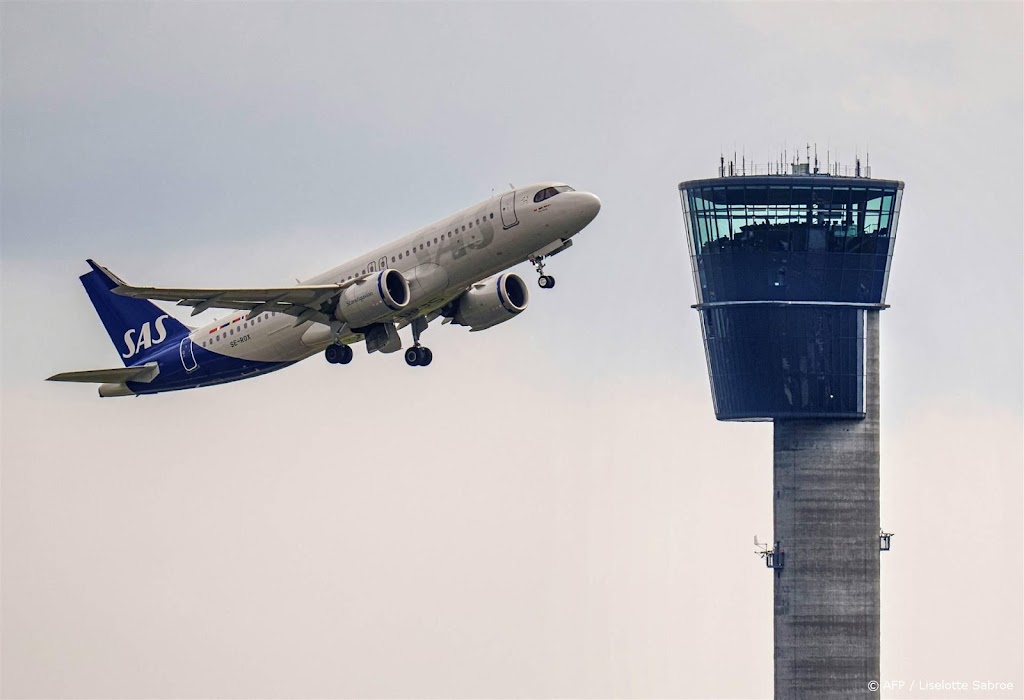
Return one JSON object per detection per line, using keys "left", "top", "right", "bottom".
{"left": 420, "top": 244, "right": 424, "bottom": 250}
{"left": 398, "top": 253, "right": 403, "bottom": 259}
{"left": 490, "top": 213, "right": 494, "bottom": 219}
{"left": 448, "top": 232, "right": 452, "bottom": 238}
{"left": 426, "top": 240, "right": 430, "bottom": 247}
{"left": 391, "top": 256, "right": 396, "bottom": 262}
{"left": 434, "top": 237, "right": 438, "bottom": 243}
{"left": 469, "top": 222, "right": 473, "bottom": 228}
{"left": 462, "top": 225, "right": 466, "bottom": 232}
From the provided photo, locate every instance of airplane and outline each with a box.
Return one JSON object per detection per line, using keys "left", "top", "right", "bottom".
{"left": 48, "top": 182, "right": 601, "bottom": 397}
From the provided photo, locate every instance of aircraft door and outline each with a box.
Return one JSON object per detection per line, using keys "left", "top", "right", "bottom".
{"left": 180, "top": 337, "right": 198, "bottom": 373}
{"left": 500, "top": 191, "right": 519, "bottom": 230}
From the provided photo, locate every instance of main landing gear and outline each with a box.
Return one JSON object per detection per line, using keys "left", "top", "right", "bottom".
{"left": 324, "top": 343, "right": 353, "bottom": 365}
{"left": 405, "top": 316, "right": 433, "bottom": 367}
{"left": 404, "top": 346, "right": 432, "bottom": 367}
{"left": 530, "top": 255, "right": 556, "bottom": 289}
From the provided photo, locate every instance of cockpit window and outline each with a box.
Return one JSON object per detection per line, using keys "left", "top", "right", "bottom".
{"left": 533, "top": 185, "right": 575, "bottom": 203}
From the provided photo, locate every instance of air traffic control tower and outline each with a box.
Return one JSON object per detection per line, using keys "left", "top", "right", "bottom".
{"left": 679, "top": 155, "right": 904, "bottom": 699}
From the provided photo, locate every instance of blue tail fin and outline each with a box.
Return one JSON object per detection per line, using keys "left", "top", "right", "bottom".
{"left": 80, "top": 260, "right": 190, "bottom": 366}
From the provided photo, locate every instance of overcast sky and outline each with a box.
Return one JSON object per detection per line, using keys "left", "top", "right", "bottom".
{"left": 2, "top": 2, "right": 1021, "bottom": 698}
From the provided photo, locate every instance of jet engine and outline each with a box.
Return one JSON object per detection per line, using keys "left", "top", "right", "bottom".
{"left": 334, "top": 269, "right": 410, "bottom": 327}
{"left": 451, "top": 273, "right": 529, "bottom": 331}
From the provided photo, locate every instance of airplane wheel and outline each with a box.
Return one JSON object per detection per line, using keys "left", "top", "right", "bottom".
{"left": 325, "top": 345, "right": 341, "bottom": 364}
{"left": 419, "top": 347, "right": 433, "bottom": 366}
{"left": 339, "top": 345, "right": 354, "bottom": 364}
{"left": 539, "top": 275, "right": 556, "bottom": 289}
{"left": 405, "top": 347, "right": 421, "bottom": 366}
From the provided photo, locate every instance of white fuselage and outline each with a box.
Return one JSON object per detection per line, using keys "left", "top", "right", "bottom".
{"left": 189, "top": 183, "right": 600, "bottom": 364}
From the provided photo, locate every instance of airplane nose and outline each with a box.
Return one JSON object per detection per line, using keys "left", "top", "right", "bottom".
{"left": 576, "top": 192, "right": 602, "bottom": 225}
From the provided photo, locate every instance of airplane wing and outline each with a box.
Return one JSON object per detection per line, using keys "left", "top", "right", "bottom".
{"left": 87, "top": 259, "right": 353, "bottom": 325}
{"left": 48, "top": 362, "right": 160, "bottom": 384}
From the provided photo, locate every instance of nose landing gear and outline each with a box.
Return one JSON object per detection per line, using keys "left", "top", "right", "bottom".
{"left": 530, "top": 255, "right": 556, "bottom": 289}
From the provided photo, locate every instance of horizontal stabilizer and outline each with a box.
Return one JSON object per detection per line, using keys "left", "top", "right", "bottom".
{"left": 47, "top": 362, "right": 160, "bottom": 384}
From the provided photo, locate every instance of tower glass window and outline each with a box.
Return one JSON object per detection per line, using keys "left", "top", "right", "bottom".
{"left": 681, "top": 177, "right": 903, "bottom": 305}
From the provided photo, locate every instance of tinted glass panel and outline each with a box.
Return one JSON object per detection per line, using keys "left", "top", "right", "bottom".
{"left": 701, "top": 306, "right": 865, "bottom": 420}
{"left": 681, "top": 180, "right": 901, "bottom": 304}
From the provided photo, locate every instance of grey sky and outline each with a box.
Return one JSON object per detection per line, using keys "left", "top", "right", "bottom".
{"left": 2, "top": 2, "right": 1021, "bottom": 698}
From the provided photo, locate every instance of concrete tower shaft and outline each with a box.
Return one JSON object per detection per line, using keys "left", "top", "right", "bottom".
{"left": 773, "top": 311, "right": 880, "bottom": 697}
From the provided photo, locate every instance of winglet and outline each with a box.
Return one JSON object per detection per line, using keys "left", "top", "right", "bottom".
{"left": 85, "top": 259, "right": 129, "bottom": 289}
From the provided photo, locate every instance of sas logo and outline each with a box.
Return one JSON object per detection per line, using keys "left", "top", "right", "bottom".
{"left": 122, "top": 315, "right": 171, "bottom": 359}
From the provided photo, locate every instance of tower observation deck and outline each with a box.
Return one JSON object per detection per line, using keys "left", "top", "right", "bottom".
{"left": 679, "top": 156, "right": 904, "bottom": 699}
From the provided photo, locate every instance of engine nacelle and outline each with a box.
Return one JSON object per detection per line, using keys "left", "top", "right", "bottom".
{"left": 453, "top": 273, "right": 529, "bottom": 331}
{"left": 334, "top": 269, "right": 410, "bottom": 327}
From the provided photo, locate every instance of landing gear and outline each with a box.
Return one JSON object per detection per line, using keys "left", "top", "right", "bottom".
{"left": 405, "top": 316, "right": 433, "bottom": 367}
{"left": 530, "top": 255, "right": 556, "bottom": 289}
{"left": 325, "top": 343, "right": 353, "bottom": 365}
{"left": 404, "top": 346, "right": 433, "bottom": 366}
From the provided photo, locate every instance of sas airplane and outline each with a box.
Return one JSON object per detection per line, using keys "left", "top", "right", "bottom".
{"left": 48, "top": 182, "right": 601, "bottom": 397}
